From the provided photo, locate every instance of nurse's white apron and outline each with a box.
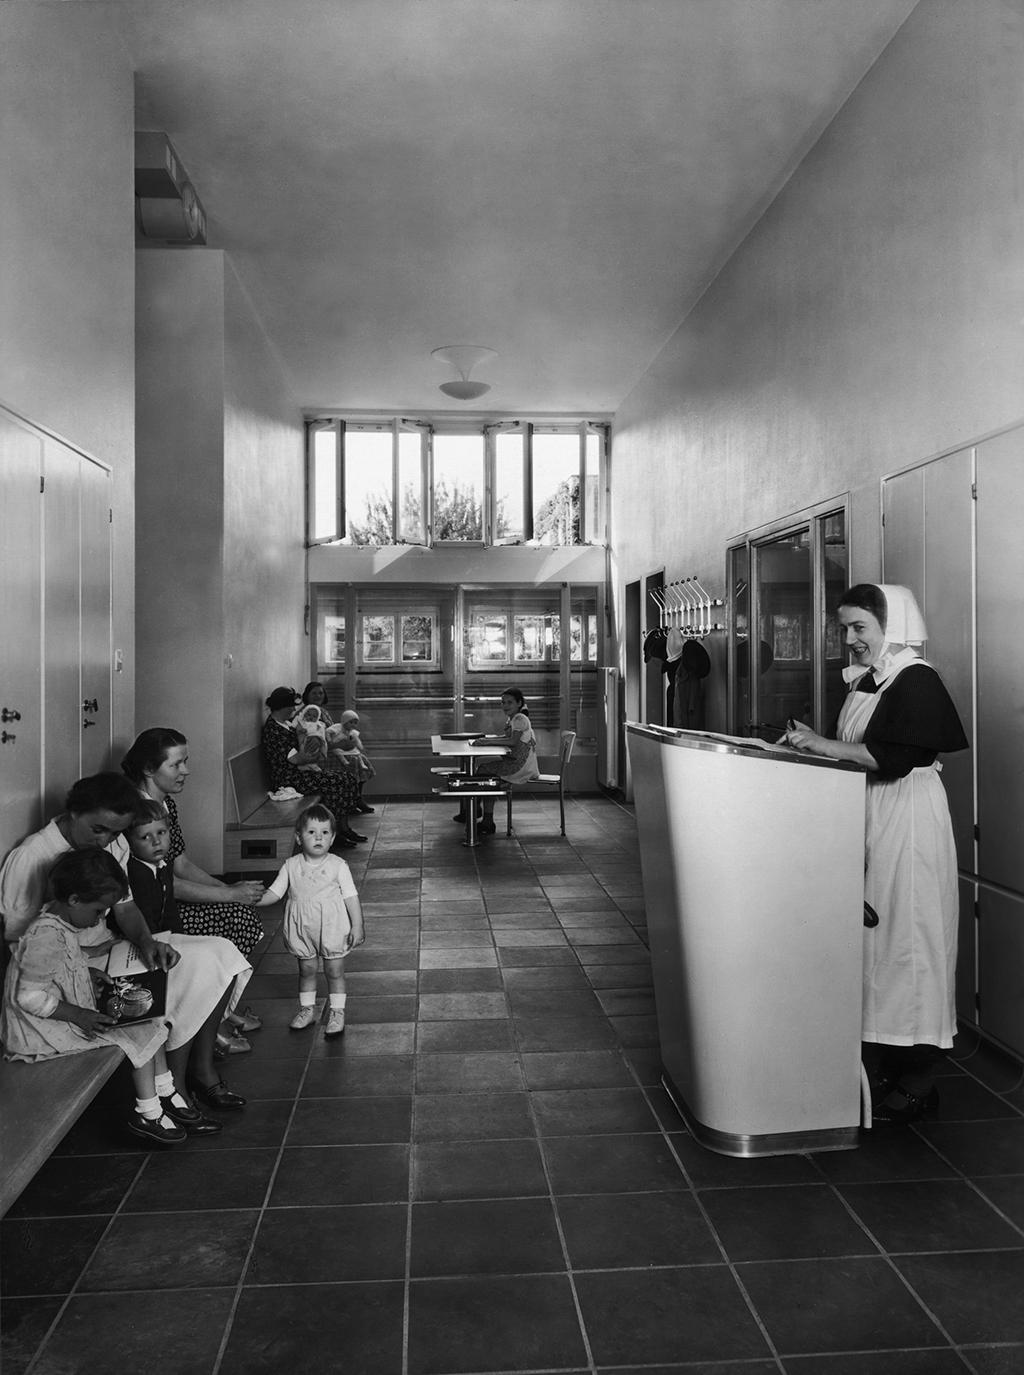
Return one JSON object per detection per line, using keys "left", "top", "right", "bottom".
{"left": 839, "top": 660, "right": 959, "bottom": 1048}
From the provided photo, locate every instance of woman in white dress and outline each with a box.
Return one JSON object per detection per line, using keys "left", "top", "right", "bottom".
{"left": 786, "top": 584, "right": 968, "bottom": 1124}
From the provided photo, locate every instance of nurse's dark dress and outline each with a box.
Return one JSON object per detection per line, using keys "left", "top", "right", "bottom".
{"left": 839, "top": 650, "right": 968, "bottom": 1049}
{"left": 261, "top": 716, "right": 359, "bottom": 819}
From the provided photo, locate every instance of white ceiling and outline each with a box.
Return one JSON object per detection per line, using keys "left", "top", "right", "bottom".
{"left": 116, "top": 0, "right": 918, "bottom": 415}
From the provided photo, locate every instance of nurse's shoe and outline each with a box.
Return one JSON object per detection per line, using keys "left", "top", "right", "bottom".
{"left": 872, "top": 1084, "right": 939, "bottom": 1125}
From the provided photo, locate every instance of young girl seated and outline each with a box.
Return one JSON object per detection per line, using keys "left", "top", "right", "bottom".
{"left": 0, "top": 849, "right": 199, "bottom": 1145}
{"left": 256, "top": 804, "right": 365, "bottom": 1036}
{"left": 325, "top": 710, "right": 375, "bottom": 814}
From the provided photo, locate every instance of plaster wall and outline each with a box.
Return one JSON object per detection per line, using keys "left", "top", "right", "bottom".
{"left": 135, "top": 251, "right": 227, "bottom": 870}
{"left": 0, "top": 5, "right": 137, "bottom": 754}
{"left": 308, "top": 543, "right": 606, "bottom": 588}
{"left": 611, "top": 0, "right": 1024, "bottom": 728}
{"left": 223, "top": 263, "right": 305, "bottom": 756}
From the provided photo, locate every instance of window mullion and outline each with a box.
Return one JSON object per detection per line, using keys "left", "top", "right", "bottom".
{"left": 525, "top": 423, "right": 535, "bottom": 541}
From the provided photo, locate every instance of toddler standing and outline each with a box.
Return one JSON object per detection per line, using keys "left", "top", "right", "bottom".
{"left": 256, "top": 804, "right": 364, "bottom": 1035}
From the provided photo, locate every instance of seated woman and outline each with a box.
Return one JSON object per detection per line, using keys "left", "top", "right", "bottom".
{"left": 470, "top": 687, "right": 540, "bottom": 835}
{"left": 298, "top": 680, "right": 334, "bottom": 726}
{"left": 261, "top": 686, "right": 366, "bottom": 847}
{"left": 122, "top": 728, "right": 267, "bottom": 1053}
{"left": 0, "top": 773, "right": 250, "bottom": 1116}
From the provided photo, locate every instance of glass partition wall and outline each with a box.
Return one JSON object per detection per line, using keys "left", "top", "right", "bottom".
{"left": 728, "top": 500, "right": 849, "bottom": 741}
{"left": 310, "top": 582, "right": 601, "bottom": 754}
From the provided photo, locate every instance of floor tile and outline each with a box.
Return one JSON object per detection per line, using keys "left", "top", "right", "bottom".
{"left": 973, "top": 1174, "right": 1024, "bottom": 1230}
{"left": 838, "top": 1178, "right": 1024, "bottom": 1253}
{"left": 543, "top": 1132, "right": 687, "bottom": 1194}
{"left": 419, "top": 948, "right": 498, "bottom": 969}
{"left": 0, "top": 1297, "right": 64, "bottom": 1375}
{"left": 270, "top": 1144, "right": 410, "bottom": 1206}
{"left": 288, "top": 1094, "right": 412, "bottom": 1145}
{"left": 1, "top": 1217, "right": 108, "bottom": 1296}
{"left": 416, "top": 1019, "right": 516, "bottom": 1051}
{"left": 407, "top": 1273, "right": 586, "bottom": 1374}
{"left": 220, "top": 1282, "right": 405, "bottom": 1374}
{"left": 916, "top": 1119, "right": 1024, "bottom": 1175}
{"left": 418, "top": 967, "right": 503, "bottom": 992}
{"left": 575, "top": 1266, "right": 769, "bottom": 1366}
{"left": 413, "top": 1091, "right": 534, "bottom": 1141}
{"left": 501, "top": 965, "right": 593, "bottom": 990}
{"left": 122, "top": 1147, "right": 278, "bottom": 1212}
{"left": 311, "top": 1022, "right": 415, "bottom": 1055}
{"left": 737, "top": 1255, "right": 948, "bottom": 1355}
{"left": 781, "top": 1352, "right": 967, "bottom": 1374}
{"left": 28, "top": 1288, "right": 234, "bottom": 1374}
{"left": 414, "top": 1138, "right": 548, "bottom": 1200}
{"left": 521, "top": 1050, "right": 637, "bottom": 1090}
{"left": 221, "top": 1054, "right": 307, "bottom": 1099}
{"left": 558, "top": 1189, "right": 721, "bottom": 1268}
{"left": 415, "top": 1051, "right": 525, "bottom": 1093}
{"left": 699, "top": 1183, "right": 878, "bottom": 1261}
{"left": 301, "top": 1054, "right": 415, "bottom": 1097}
{"left": 79, "top": 1210, "right": 257, "bottom": 1291}
{"left": 893, "top": 1249, "right": 1024, "bottom": 1343}
{"left": 531, "top": 1086, "right": 662, "bottom": 1136}
{"left": 6, "top": 1153, "right": 144, "bottom": 1218}
{"left": 410, "top": 1197, "right": 564, "bottom": 1276}
{"left": 248, "top": 1203, "right": 407, "bottom": 1282}
{"left": 417, "top": 990, "right": 508, "bottom": 1019}
{"left": 508, "top": 987, "right": 604, "bottom": 1018}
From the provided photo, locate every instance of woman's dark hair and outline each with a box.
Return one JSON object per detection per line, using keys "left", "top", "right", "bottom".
{"left": 296, "top": 803, "right": 336, "bottom": 832}
{"left": 65, "top": 773, "right": 143, "bottom": 818}
{"left": 301, "top": 682, "right": 328, "bottom": 704}
{"left": 501, "top": 687, "right": 527, "bottom": 713}
{"left": 128, "top": 796, "right": 170, "bottom": 832}
{"left": 121, "top": 728, "right": 187, "bottom": 784}
{"left": 49, "top": 849, "right": 128, "bottom": 904}
{"left": 266, "top": 686, "right": 298, "bottom": 712}
{"left": 838, "top": 584, "right": 887, "bottom": 630}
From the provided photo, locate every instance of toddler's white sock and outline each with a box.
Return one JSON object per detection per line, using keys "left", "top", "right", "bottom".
{"left": 329, "top": 993, "right": 347, "bottom": 1010}
{"left": 135, "top": 1095, "right": 163, "bottom": 1121}
{"left": 299, "top": 991, "right": 317, "bottom": 1007}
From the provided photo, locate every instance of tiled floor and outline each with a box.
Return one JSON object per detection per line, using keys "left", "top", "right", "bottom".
{"left": 3, "top": 795, "right": 1024, "bottom": 1374}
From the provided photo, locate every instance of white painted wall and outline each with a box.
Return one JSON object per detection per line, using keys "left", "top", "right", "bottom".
{"left": 0, "top": 5, "right": 137, "bottom": 758}
{"left": 611, "top": 0, "right": 1024, "bottom": 727}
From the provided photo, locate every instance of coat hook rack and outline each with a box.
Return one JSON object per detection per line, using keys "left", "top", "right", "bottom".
{"left": 656, "top": 576, "right": 726, "bottom": 635}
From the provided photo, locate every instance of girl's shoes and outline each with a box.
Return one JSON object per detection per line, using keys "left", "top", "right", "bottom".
{"left": 873, "top": 1084, "right": 939, "bottom": 1125}
{"left": 127, "top": 1110, "right": 187, "bottom": 1145}
{"left": 188, "top": 1078, "right": 246, "bottom": 1111}
{"left": 160, "top": 1096, "right": 223, "bottom": 1136}
{"left": 354, "top": 801, "right": 375, "bottom": 814}
{"left": 290, "top": 1004, "right": 319, "bottom": 1030}
{"left": 477, "top": 818, "right": 497, "bottom": 835}
{"left": 325, "top": 1009, "right": 346, "bottom": 1037}
{"left": 226, "top": 1005, "right": 262, "bottom": 1033}
{"left": 214, "top": 1028, "right": 252, "bottom": 1059}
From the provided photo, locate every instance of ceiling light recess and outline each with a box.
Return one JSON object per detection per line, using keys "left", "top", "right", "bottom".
{"left": 432, "top": 345, "right": 497, "bottom": 401}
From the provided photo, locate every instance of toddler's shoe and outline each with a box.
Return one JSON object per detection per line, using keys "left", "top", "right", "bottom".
{"left": 324, "top": 1008, "right": 346, "bottom": 1037}
{"left": 127, "top": 1110, "right": 187, "bottom": 1145}
{"left": 290, "top": 1003, "right": 320, "bottom": 1030}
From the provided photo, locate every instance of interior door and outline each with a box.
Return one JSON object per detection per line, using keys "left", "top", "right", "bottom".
{"left": 43, "top": 441, "right": 82, "bottom": 817}
{"left": 0, "top": 410, "right": 43, "bottom": 857}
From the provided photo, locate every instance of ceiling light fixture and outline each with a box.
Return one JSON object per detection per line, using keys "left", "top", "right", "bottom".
{"left": 432, "top": 345, "right": 498, "bottom": 401}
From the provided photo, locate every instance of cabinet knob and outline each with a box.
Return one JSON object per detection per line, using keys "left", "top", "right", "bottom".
{"left": 82, "top": 719, "right": 97, "bottom": 729}
{"left": 82, "top": 698, "right": 99, "bottom": 713}
{"left": 1, "top": 731, "right": 16, "bottom": 745}
{"left": 1, "top": 708, "right": 21, "bottom": 723}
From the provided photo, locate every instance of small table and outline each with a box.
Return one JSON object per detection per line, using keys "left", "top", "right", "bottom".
{"left": 430, "top": 735, "right": 509, "bottom": 846}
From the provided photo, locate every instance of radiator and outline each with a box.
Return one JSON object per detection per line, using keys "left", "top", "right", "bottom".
{"left": 598, "top": 667, "right": 620, "bottom": 789}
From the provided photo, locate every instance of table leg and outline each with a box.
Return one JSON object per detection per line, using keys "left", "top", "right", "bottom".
{"left": 462, "top": 757, "right": 479, "bottom": 847}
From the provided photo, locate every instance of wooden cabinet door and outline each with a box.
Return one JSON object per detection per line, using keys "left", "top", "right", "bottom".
{"left": 0, "top": 409, "right": 44, "bottom": 857}
{"left": 42, "top": 440, "right": 83, "bottom": 817}
{"left": 80, "top": 459, "right": 113, "bottom": 777}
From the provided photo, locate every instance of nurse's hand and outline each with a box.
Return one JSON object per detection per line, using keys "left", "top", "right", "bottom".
{"left": 785, "top": 720, "right": 825, "bottom": 753}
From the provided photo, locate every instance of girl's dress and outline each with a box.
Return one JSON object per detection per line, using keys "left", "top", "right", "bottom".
{"left": 265, "top": 853, "right": 358, "bottom": 960}
{"left": 261, "top": 715, "right": 359, "bottom": 818}
{"left": 163, "top": 797, "right": 264, "bottom": 956}
{"left": 475, "top": 710, "right": 540, "bottom": 784}
{"left": 838, "top": 647, "right": 967, "bottom": 1049}
{"left": 1, "top": 908, "right": 167, "bottom": 1068}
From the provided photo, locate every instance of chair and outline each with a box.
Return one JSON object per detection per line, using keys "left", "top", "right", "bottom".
{"left": 531, "top": 729, "right": 576, "bottom": 836}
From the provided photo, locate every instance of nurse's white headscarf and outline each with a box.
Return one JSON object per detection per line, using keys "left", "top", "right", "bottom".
{"left": 841, "top": 583, "right": 928, "bottom": 685}
{"left": 876, "top": 584, "right": 928, "bottom": 649}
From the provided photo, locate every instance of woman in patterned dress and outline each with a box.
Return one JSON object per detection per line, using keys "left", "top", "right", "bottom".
{"left": 261, "top": 687, "right": 366, "bottom": 848}
{"left": 122, "top": 729, "right": 267, "bottom": 1047}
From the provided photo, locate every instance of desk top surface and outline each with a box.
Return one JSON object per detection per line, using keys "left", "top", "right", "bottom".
{"left": 431, "top": 735, "right": 508, "bottom": 758}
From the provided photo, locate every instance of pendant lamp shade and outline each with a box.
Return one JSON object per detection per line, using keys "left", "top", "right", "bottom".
{"left": 432, "top": 345, "right": 497, "bottom": 400}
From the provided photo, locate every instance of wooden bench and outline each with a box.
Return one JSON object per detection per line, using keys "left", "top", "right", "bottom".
{"left": 224, "top": 746, "right": 318, "bottom": 873}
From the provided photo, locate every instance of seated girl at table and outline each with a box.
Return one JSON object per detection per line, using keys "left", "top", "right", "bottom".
{"left": 1, "top": 850, "right": 190, "bottom": 1145}
{"left": 469, "top": 687, "right": 540, "bottom": 835}
{"left": 255, "top": 804, "right": 365, "bottom": 1037}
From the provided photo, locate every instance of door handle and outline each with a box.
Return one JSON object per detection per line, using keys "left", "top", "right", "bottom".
{"left": 1, "top": 731, "right": 16, "bottom": 744}
{"left": 82, "top": 720, "right": 97, "bottom": 729}
{"left": 82, "top": 698, "right": 99, "bottom": 713}
{"left": 1, "top": 707, "right": 21, "bottom": 723}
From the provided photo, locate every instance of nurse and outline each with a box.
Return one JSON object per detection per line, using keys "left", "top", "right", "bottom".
{"left": 785, "top": 584, "right": 968, "bottom": 1124}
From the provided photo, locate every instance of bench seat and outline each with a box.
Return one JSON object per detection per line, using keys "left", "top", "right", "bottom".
{"left": 224, "top": 746, "right": 318, "bottom": 872}
{"left": 0, "top": 1048, "right": 122, "bottom": 1216}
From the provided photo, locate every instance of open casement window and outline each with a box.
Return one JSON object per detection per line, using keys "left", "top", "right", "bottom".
{"left": 306, "top": 419, "right": 429, "bottom": 547}
{"left": 430, "top": 430, "right": 485, "bottom": 543}
{"left": 306, "top": 419, "right": 344, "bottom": 545}
{"left": 727, "top": 497, "right": 850, "bottom": 740}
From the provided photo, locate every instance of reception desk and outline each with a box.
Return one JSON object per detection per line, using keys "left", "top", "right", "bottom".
{"left": 626, "top": 724, "right": 867, "bottom": 1157}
